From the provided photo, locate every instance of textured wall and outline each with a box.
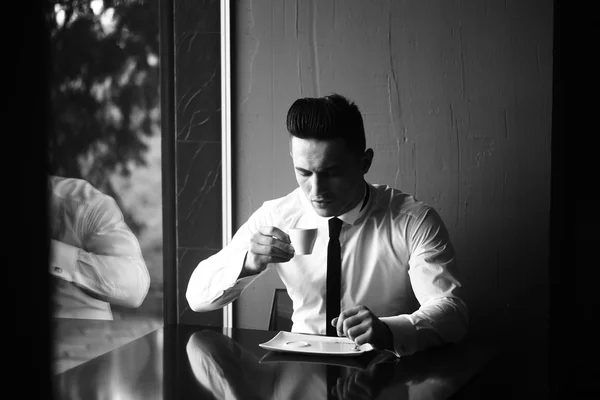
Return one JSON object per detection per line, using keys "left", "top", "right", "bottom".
{"left": 232, "top": 0, "right": 553, "bottom": 342}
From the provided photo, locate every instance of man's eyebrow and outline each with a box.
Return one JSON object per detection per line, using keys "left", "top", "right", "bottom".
{"left": 294, "top": 166, "right": 311, "bottom": 173}
{"left": 295, "top": 165, "right": 341, "bottom": 173}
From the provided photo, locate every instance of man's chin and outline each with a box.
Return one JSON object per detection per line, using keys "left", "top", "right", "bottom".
{"left": 311, "top": 205, "right": 336, "bottom": 218}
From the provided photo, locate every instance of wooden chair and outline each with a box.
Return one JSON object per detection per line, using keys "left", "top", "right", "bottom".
{"left": 268, "top": 288, "right": 293, "bottom": 331}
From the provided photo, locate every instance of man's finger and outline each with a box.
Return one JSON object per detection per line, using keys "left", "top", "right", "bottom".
{"left": 335, "top": 314, "right": 346, "bottom": 336}
{"left": 339, "top": 311, "right": 362, "bottom": 335}
{"left": 344, "top": 313, "right": 373, "bottom": 341}
{"left": 338, "top": 306, "right": 361, "bottom": 320}
{"left": 259, "top": 234, "right": 295, "bottom": 255}
{"left": 346, "top": 324, "right": 362, "bottom": 342}
{"left": 258, "top": 226, "right": 291, "bottom": 244}
{"left": 252, "top": 239, "right": 294, "bottom": 258}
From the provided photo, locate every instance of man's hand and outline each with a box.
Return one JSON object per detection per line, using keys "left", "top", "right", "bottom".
{"left": 241, "top": 226, "right": 295, "bottom": 277}
{"left": 331, "top": 305, "right": 394, "bottom": 351}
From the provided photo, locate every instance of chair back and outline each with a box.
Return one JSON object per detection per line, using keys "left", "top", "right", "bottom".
{"left": 268, "top": 288, "right": 293, "bottom": 331}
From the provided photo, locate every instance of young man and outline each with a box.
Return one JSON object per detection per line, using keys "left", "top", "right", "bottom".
{"left": 186, "top": 94, "right": 467, "bottom": 357}
{"left": 49, "top": 175, "right": 151, "bottom": 320}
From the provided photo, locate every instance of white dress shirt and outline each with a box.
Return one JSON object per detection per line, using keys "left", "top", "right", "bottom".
{"left": 186, "top": 182, "right": 468, "bottom": 356}
{"left": 49, "top": 175, "right": 150, "bottom": 320}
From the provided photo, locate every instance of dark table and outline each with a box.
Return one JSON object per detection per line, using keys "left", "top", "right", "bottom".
{"left": 51, "top": 323, "right": 513, "bottom": 400}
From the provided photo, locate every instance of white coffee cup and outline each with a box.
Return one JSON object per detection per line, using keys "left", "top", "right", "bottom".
{"left": 288, "top": 228, "right": 318, "bottom": 255}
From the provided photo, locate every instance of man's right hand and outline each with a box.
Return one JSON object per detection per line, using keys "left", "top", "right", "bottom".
{"left": 240, "top": 226, "right": 295, "bottom": 277}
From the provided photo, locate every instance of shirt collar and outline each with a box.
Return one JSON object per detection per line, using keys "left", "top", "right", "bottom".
{"left": 337, "top": 181, "right": 369, "bottom": 225}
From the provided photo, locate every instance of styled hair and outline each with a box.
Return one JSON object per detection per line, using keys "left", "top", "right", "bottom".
{"left": 286, "top": 93, "right": 366, "bottom": 155}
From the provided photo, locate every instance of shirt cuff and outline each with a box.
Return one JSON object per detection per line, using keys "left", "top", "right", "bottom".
{"left": 222, "top": 250, "right": 248, "bottom": 285}
{"left": 379, "top": 315, "right": 418, "bottom": 357}
{"left": 212, "top": 251, "right": 260, "bottom": 300}
{"left": 49, "top": 239, "right": 80, "bottom": 282}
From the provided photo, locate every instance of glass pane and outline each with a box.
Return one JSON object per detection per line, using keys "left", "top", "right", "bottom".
{"left": 47, "top": 0, "right": 162, "bottom": 374}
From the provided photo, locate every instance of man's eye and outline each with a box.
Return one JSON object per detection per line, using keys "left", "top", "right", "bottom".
{"left": 326, "top": 170, "right": 342, "bottom": 177}
{"left": 297, "top": 171, "right": 310, "bottom": 177}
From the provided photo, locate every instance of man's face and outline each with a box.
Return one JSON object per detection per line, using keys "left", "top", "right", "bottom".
{"left": 291, "top": 136, "right": 370, "bottom": 218}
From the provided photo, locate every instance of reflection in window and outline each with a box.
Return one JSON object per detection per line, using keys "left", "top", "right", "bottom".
{"left": 48, "top": 0, "right": 162, "bottom": 373}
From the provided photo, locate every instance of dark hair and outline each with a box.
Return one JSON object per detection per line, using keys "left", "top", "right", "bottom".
{"left": 286, "top": 93, "right": 366, "bottom": 155}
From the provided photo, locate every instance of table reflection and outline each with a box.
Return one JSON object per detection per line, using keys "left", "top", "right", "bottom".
{"left": 53, "top": 324, "right": 498, "bottom": 400}
{"left": 53, "top": 328, "right": 163, "bottom": 400}
{"left": 184, "top": 329, "right": 485, "bottom": 400}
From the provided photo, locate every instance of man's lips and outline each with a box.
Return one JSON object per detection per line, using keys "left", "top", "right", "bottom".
{"left": 311, "top": 199, "right": 333, "bottom": 206}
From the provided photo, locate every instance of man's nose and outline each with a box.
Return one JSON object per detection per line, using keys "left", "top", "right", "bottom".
{"left": 309, "top": 174, "right": 327, "bottom": 197}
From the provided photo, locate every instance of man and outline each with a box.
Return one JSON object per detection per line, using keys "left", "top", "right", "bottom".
{"left": 49, "top": 175, "right": 150, "bottom": 320}
{"left": 186, "top": 93, "right": 467, "bottom": 356}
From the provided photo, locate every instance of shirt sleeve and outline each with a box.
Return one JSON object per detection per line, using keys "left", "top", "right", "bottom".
{"left": 185, "top": 207, "right": 271, "bottom": 312}
{"left": 381, "top": 207, "right": 468, "bottom": 357}
{"left": 49, "top": 196, "right": 150, "bottom": 308}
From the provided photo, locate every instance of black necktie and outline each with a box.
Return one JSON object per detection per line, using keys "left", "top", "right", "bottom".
{"left": 326, "top": 217, "right": 343, "bottom": 336}
{"left": 326, "top": 365, "right": 342, "bottom": 399}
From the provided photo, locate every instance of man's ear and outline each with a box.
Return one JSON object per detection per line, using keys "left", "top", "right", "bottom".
{"left": 362, "top": 148, "right": 374, "bottom": 174}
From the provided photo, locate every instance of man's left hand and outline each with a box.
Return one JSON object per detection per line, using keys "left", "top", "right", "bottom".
{"left": 331, "top": 305, "right": 393, "bottom": 351}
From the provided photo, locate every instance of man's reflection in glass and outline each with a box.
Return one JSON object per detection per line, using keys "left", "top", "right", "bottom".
{"left": 49, "top": 175, "right": 151, "bottom": 320}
